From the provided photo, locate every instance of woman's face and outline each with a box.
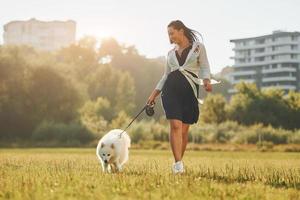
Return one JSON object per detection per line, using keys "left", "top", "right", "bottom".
{"left": 168, "top": 26, "right": 184, "bottom": 44}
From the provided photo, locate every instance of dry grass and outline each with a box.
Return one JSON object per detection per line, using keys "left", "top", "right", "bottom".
{"left": 0, "top": 148, "right": 299, "bottom": 200}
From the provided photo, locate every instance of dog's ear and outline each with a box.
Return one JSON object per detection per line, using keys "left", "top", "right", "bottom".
{"left": 111, "top": 143, "right": 114, "bottom": 149}
{"left": 101, "top": 143, "right": 105, "bottom": 148}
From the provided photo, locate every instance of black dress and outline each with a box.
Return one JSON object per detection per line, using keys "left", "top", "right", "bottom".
{"left": 161, "top": 45, "right": 200, "bottom": 124}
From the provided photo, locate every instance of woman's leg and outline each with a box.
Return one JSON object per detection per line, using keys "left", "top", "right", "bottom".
{"left": 181, "top": 123, "right": 190, "bottom": 158}
{"left": 169, "top": 119, "right": 183, "bottom": 162}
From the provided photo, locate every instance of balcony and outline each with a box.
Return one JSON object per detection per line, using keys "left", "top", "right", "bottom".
{"left": 231, "top": 70, "right": 257, "bottom": 76}
{"left": 262, "top": 76, "right": 297, "bottom": 82}
{"left": 233, "top": 41, "right": 299, "bottom": 50}
{"left": 251, "top": 49, "right": 300, "bottom": 57}
{"left": 233, "top": 59, "right": 300, "bottom": 67}
{"left": 261, "top": 85, "right": 297, "bottom": 90}
{"left": 262, "top": 67, "right": 297, "bottom": 73}
{"left": 232, "top": 79, "right": 256, "bottom": 84}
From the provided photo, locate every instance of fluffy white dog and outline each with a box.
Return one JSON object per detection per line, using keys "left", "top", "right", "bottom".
{"left": 96, "top": 129, "right": 131, "bottom": 173}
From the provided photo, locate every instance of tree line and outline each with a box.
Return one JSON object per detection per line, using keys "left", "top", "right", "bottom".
{"left": 1, "top": 36, "right": 298, "bottom": 146}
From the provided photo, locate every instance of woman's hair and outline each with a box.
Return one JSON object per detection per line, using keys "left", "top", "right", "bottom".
{"left": 167, "top": 20, "right": 203, "bottom": 44}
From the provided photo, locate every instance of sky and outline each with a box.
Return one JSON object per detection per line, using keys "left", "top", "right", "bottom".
{"left": 1, "top": 0, "right": 300, "bottom": 73}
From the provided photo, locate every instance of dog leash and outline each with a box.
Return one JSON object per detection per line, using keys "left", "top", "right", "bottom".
{"left": 118, "top": 103, "right": 155, "bottom": 138}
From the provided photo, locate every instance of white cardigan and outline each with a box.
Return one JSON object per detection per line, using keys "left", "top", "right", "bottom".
{"left": 155, "top": 41, "right": 212, "bottom": 104}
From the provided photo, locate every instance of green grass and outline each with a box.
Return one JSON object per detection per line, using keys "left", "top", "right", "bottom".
{"left": 0, "top": 148, "right": 300, "bottom": 199}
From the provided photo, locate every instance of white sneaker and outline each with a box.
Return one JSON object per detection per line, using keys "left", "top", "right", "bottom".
{"left": 172, "top": 161, "right": 184, "bottom": 174}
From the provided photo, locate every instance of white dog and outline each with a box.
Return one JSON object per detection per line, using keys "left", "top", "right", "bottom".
{"left": 96, "top": 129, "right": 131, "bottom": 173}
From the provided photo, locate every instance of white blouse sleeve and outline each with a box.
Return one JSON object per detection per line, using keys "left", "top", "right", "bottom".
{"left": 155, "top": 53, "right": 171, "bottom": 91}
{"left": 198, "top": 43, "right": 211, "bottom": 80}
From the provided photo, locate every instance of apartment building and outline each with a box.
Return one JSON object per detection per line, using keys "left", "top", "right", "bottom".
{"left": 3, "top": 18, "right": 76, "bottom": 51}
{"left": 229, "top": 31, "right": 300, "bottom": 93}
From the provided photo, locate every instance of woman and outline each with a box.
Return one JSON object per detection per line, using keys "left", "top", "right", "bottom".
{"left": 146, "top": 20, "right": 212, "bottom": 174}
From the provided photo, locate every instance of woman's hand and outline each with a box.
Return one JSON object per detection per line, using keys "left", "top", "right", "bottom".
{"left": 146, "top": 94, "right": 156, "bottom": 106}
{"left": 147, "top": 89, "right": 161, "bottom": 106}
{"left": 203, "top": 79, "right": 212, "bottom": 92}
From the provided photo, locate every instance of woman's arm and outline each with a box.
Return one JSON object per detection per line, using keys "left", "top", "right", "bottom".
{"left": 198, "top": 43, "right": 212, "bottom": 92}
{"left": 147, "top": 55, "right": 171, "bottom": 105}
{"left": 154, "top": 55, "right": 171, "bottom": 91}
{"left": 198, "top": 42, "right": 211, "bottom": 80}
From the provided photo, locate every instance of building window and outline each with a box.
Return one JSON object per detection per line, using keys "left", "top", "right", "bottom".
{"left": 272, "top": 46, "right": 276, "bottom": 51}
{"left": 255, "top": 57, "right": 265, "bottom": 62}
{"left": 291, "top": 45, "right": 298, "bottom": 50}
{"left": 256, "top": 39, "right": 265, "bottom": 44}
{"left": 255, "top": 48, "right": 265, "bottom": 53}
{"left": 291, "top": 35, "right": 298, "bottom": 41}
{"left": 238, "top": 58, "right": 246, "bottom": 63}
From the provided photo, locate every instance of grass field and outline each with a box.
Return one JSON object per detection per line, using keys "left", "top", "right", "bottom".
{"left": 0, "top": 148, "right": 300, "bottom": 200}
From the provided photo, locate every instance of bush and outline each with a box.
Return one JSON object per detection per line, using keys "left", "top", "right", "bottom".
{"left": 200, "top": 94, "right": 227, "bottom": 124}
{"left": 129, "top": 119, "right": 154, "bottom": 143}
{"left": 190, "top": 123, "right": 215, "bottom": 143}
{"left": 32, "top": 120, "right": 95, "bottom": 146}
{"left": 226, "top": 82, "right": 300, "bottom": 130}
{"left": 215, "top": 121, "right": 242, "bottom": 143}
{"left": 151, "top": 121, "right": 169, "bottom": 142}
{"left": 256, "top": 141, "right": 274, "bottom": 150}
{"left": 255, "top": 125, "right": 289, "bottom": 144}
{"left": 79, "top": 97, "right": 110, "bottom": 136}
{"left": 287, "top": 130, "right": 300, "bottom": 144}
{"left": 231, "top": 123, "right": 290, "bottom": 145}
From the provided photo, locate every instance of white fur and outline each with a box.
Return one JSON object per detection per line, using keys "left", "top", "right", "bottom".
{"left": 96, "top": 129, "right": 131, "bottom": 173}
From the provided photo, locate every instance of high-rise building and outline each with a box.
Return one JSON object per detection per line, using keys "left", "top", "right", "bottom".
{"left": 3, "top": 18, "right": 76, "bottom": 51}
{"left": 229, "top": 31, "right": 300, "bottom": 93}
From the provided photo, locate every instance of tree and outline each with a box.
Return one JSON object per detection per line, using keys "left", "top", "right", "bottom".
{"left": 57, "top": 36, "right": 99, "bottom": 80}
{"left": 115, "top": 72, "right": 136, "bottom": 115}
{"left": 109, "top": 110, "right": 131, "bottom": 130}
{"left": 227, "top": 82, "right": 261, "bottom": 125}
{"left": 227, "top": 82, "right": 298, "bottom": 129}
{"left": 285, "top": 90, "right": 300, "bottom": 129}
{"left": 86, "top": 64, "right": 121, "bottom": 106}
{"left": 200, "top": 94, "right": 227, "bottom": 124}
{"left": 0, "top": 47, "right": 31, "bottom": 139}
{"left": 27, "top": 66, "right": 81, "bottom": 123}
{"left": 79, "top": 97, "right": 112, "bottom": 136}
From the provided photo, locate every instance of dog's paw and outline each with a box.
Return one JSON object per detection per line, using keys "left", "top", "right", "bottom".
{"left": 102, "top": 168, "right": 109, "bottom": 173}
{"left": 116, "top": 165, "right": 123, "bottom": 172}
{"left": 101, "top": 164, "right": 112, "bottom": 173}
{"left": 117, "top": 168, "right": 122, "bottom": 172}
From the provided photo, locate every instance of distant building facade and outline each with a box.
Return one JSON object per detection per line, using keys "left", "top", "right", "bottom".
{"left": 3, "top": 18, "right": 76, "bottom": 51}
{"left": 229, "top": 31, "right": 300, "bottom": 93}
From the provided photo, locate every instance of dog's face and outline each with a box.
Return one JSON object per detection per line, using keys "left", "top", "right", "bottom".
{"left": 98, "top": 143, "right": 115, "bottom": 164}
